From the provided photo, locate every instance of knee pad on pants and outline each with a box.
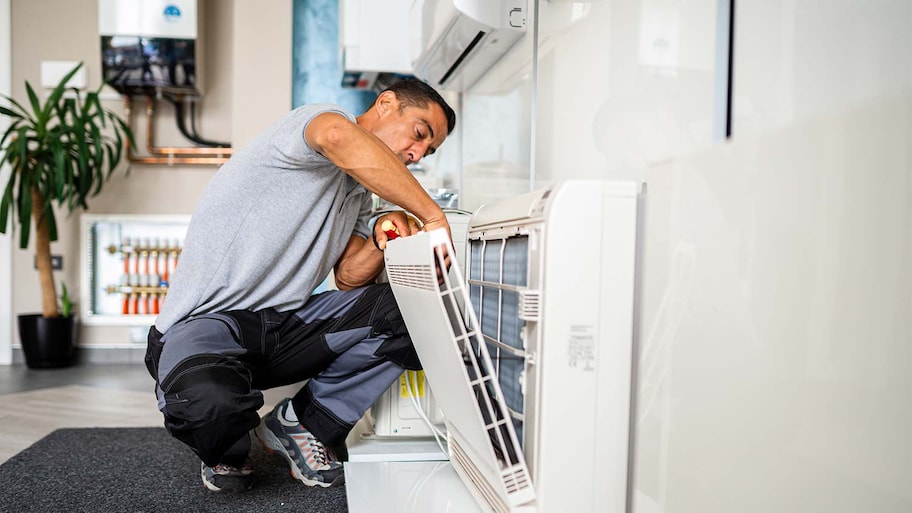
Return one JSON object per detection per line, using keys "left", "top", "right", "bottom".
{"left": 160, "top": 354, "right": 264, "bottom": 466}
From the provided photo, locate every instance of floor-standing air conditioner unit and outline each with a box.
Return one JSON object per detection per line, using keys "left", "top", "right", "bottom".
{"left": 385, "top": 180, "right": 641, "bottom": 513}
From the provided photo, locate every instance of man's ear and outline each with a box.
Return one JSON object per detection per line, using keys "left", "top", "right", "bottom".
{"left": 375, "top": 90, "right": 400, "bottom": 118}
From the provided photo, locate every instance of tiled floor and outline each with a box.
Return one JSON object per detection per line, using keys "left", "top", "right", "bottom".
{"left": 0, "top": 363, "right": 300, "bottom": 463}
{"left": 0, "top": 362, "right": 153, "bottom": 395}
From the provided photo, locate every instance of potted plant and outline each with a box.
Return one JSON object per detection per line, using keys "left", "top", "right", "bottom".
{"left": 0, "top": 62, "right": 134, "bottom": 368}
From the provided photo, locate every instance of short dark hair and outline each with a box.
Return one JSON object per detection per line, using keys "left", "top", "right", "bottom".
{"left": 380, "top": 78, "right": 457, "bottom": 135}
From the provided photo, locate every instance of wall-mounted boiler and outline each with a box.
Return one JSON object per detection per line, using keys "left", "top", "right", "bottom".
{"left": 99, "top": 0, "right": 198, "bottom": 96}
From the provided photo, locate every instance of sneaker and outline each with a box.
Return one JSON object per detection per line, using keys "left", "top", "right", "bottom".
{"left": 255, "top": 398, "right": 345, "bottom": 488}
{"left": 201, "top": 461, "right": 254, "bottom": 493}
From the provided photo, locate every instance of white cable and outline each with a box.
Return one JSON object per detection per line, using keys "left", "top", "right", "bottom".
{"left": 404, "top": 370, "right": 447, "bottom": 443}
{"left": 404, "top": 460, "right": 448, "bottom": 512}
{"left": 403, "top": 370, "right": 448, "bottom": 454}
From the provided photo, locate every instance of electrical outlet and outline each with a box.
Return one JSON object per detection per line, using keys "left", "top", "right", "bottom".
{"left": 34, "top": 255, "right": 64, "bottom": 270}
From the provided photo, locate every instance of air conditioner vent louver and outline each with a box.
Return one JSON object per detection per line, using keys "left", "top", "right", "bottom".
{"left": 386, "top": 264, "right": 437, "bottom": 291}
{"left": 518, "top": 289, "right": 540, "bottom": 321}
{"left": 451, "top": 436, "right": 512, "bottom": 513}
{"left": 502, "top": 466, "right": 532, "bottom": 493}
{"left": 439, "top": 31, "right": 487, "bottom": 85}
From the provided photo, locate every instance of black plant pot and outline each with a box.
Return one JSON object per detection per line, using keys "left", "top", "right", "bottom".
{"left": 18, "top": 314, "right": 78, "bottom": 369}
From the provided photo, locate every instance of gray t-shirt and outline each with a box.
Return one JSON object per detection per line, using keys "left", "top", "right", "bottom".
{"left": 155, "top": 104, "right": 372, "bottom": 332}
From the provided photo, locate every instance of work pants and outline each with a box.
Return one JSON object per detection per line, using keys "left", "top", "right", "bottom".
{"left": 144, "top": 283, "right": 419, "bottom": 467}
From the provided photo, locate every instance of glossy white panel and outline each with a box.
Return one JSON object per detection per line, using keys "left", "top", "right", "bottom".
{"left": 733, "top": 0, "right": 912, "bottom": 136}
{"left": 460, "top": 80, "right": 533, "bottom": 211}
{"left": 635, "top": 93, "right": 912, "bottom": 512}
{"left": 450, "top": 0, "right": 535, "bottom": 212}
{"left": 98, "top": 0, "right": 197, "bottom": 38}
{"left": 345, "top": 461, "right": 483, "bottom": 513}
{"left": 536, "top": 0, "right": 718, "bottom": 185}
{"left": 451, "top": 1, "right": 911, "bottom": 511}
{"left": 347, "top": 435, "right": 447, "bottom": 462}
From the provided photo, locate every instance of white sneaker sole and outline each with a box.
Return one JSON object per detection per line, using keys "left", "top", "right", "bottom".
{"left": 201, "top": 467, "right": 221, "bottom": 492}
{"left": 200, "top": 465, "right": 253, "bottom": 493}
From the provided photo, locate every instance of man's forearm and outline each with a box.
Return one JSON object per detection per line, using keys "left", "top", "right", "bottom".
{"left": 334, "top": 236, "right": 384, "bottom": 290}
{"left": 307, "top": 114, "right": 445, "bottom": 225}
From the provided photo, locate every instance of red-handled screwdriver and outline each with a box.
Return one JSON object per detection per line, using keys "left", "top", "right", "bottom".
{"left": 380, "top": 219, "right": 400, "bottom": 240}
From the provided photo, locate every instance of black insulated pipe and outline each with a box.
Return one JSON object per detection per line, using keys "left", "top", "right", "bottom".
{"left": 162, "top": 93, "right": 231, "bottom": 148}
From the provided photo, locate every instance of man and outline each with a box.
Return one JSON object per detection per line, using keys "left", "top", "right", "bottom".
{"left": 145, "top": 79, "right": 456, "bottom": 493}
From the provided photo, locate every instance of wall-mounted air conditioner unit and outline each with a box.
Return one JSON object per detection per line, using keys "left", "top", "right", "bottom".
{"left": 411, "top": 0, "right": 527, "bottom": 92}
{"left": 385, "top": 180, "right": 641, "bottom": 512}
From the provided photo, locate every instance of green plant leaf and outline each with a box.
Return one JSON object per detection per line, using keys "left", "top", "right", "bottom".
{"left": 0, "top": 169, "right": 15, "bottom": 233}
{"left": 59, "top": 281, "right": 72, "bottom": 318}
{"left": 15, "top": 124, "right": 27, "bottom": 162}
{"left": 104, "top": 144, "right": 116, "bottom": 183}
{"left": 0, "top": 118, "right": 22, "bottom": 149}
{"left": 45, "top": 199, "right": 58, "bottom": 242}
{"left": 3, "top": 95, "right": 36, "bottom": 124}
{"left": 18, "top": 166, "right": 31, "bottom": 249}
{"left": 24, "top": 81, "right": 43, "bottom": 128}
{"left": 74, "top": 126, "right": 90, "bottom": 198}
{"left": 41, "top": 62, "right": 83, "bottom": 122}
{"left": 0, "top": 104, "right": 24, "bottom": 120}
{"left": 90, "top": 126, "right": 105, "bottom": 194}
{"left": 112, "top": 113, "right": 136, "bottom": 151}
{"left": 112, "top": 123, "right": 124, "bottom": 165}
{"left": 88, "top": 91, "right": 106, "bottom": 128}
{"left": 53, "top": 137, "right": 65, "bottom": 197}
{"left": 62, "top": 155, "right": 75, "bottom": 211}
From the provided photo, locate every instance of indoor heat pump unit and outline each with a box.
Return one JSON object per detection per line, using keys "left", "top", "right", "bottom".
{"left": 385, "top": 180, "right": 641, "bottom": 513}
{"left": 411, "top": 0, "right": 527, "bottom": 92}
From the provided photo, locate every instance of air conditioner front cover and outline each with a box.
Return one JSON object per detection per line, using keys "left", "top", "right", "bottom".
{"left": 385, "top": 229, "right": 535, "bottom": 513}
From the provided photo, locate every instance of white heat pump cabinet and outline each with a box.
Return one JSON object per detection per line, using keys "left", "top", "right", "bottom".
{"left": 385, "top": 179, "right": 641, "bottom": 513}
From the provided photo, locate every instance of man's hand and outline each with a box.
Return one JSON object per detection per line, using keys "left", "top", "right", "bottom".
{"left": 374, "top": 211, "right": 421, "bottom": 251}
{"left": 376, "top": 210, "right": 453, "bottom": 284}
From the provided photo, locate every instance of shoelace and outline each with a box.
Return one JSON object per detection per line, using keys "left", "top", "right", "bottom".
{"left": 302, "top": 433, "right": 330, "bottom": 466}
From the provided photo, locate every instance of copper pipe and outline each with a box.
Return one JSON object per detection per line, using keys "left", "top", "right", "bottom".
{"left": 144, "top": 96, "right": 233, "bottom": 157}
{"left": 128, "top": 154, "right": 228, "bottom": 165}
{"left": 123, "top": 97, "right": 230, "bottom": 166}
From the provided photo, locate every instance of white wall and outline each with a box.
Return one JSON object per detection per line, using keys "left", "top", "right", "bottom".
{"left": 231, "top": 0, "right": 292, "bottom": 148}
{"left": 456, "top": 0, "right": 911, "bottom": 510}
{"left": 0, "top": 0, "right": 11, "bottom": 363}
